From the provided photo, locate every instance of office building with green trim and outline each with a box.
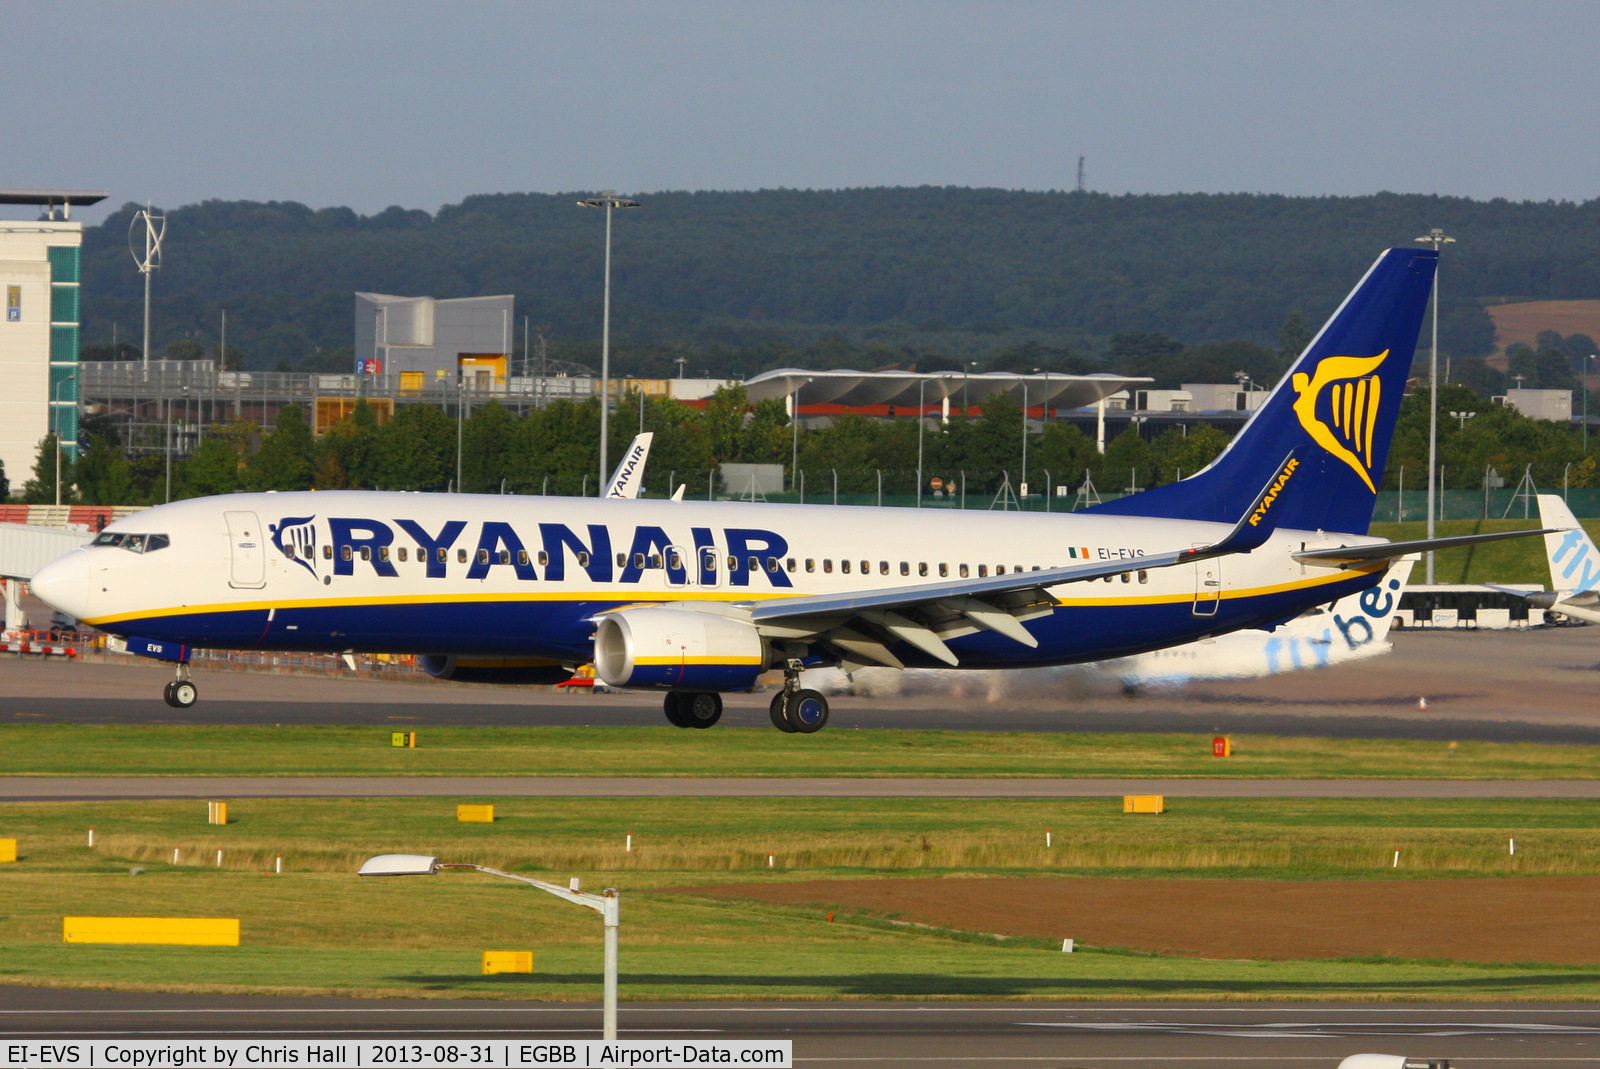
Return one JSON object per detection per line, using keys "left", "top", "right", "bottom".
{"left": 0, "top": 189, "right": 107, "bottom": 487}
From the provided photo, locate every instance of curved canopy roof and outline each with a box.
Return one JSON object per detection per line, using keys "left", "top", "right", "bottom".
{"left": 743, "top": 369, "right": 1152, "bottom": 409}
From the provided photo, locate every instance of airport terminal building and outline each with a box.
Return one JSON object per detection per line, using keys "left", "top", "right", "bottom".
{"left": 0, "top": 189, "right": 106, "bottom": 484}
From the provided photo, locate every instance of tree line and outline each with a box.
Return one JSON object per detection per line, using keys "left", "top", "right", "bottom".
{"left": 8, "top": 379, "right": 1594, "bottom": 507}
{"left": 74, "top": 188, "right": 1600, "bottom": 374}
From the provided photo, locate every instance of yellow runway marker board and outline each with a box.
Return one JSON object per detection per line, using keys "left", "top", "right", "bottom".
{"left": 1123, "top": 795, "right": 1166, "bottom": 814}
{"left": 482, "top": 951, "right": 533, "bottom": 974}
{"left": 0, "top": 839, "right": 15, "bottom": 862}
{"left": 63, "top": 917, "right": 240, "bottom": 945}
{"left": 457, "top": 804, "right": 495, "bottom": 823}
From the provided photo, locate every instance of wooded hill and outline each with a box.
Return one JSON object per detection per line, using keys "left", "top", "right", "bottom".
{"left": 77, "top": 188, "right": 1600, "bottom": 374}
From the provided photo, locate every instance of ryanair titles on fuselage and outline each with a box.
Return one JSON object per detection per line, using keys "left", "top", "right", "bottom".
{"left": 267, "top": 514, "right": 797, "bottom": 588}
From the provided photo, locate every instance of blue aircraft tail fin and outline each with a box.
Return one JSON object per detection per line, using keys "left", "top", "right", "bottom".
{"left": 1087, "top": 247, "right": 1437, "bottom": 535}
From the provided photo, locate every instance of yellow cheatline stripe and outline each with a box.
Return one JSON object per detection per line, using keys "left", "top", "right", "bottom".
{"left": 84, "top": 563, "right": 1384, "bottom": 628}
{"left": 633, "top": 656, "right": 764, "bottom": 666}
{"left": 81, "top": 587, "right": 792, "bottom": 626}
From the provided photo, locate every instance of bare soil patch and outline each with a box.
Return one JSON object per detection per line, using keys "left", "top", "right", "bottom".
{"left": 684, "top": 875, "right": 1600, "bottom": 964}
{"left": 1488, "top": 299, "right": 1600, "bottom": 355}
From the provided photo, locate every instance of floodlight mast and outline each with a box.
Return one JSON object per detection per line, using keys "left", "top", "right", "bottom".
{"left": 358, "top": 855, "right": 620, "bottom": 1040}
{"left": 577, "top": 191, "right": 641, "bottom": 494}
{"left": 1414, "top": 227, "right": 1455, "bottom": 584}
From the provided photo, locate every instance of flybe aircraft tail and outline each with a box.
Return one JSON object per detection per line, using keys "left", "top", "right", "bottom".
{"left": 1537, "top": 494, "right": 1600, "bottom": 597}
{"left": 1090, "top": 248, "right": 1438, "bottom": 535}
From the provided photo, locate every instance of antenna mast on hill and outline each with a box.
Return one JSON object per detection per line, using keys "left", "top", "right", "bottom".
{"left": 1076, "top": 156, "right": 1086, "bottom": 193}
{"left": 128, "top": 202, "right": 165, "bottom": 381}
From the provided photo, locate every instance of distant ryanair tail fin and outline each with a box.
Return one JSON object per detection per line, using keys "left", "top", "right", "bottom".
{"left": 604, "top": 433, "right": 654, "bottom": 499}
{"left": 1088, "top": 248, "right": 1437, "bottom": 535}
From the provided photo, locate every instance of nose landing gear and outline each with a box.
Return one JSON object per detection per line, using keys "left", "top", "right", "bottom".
{"left": 163, "top": 665, "right": 198, "bottom": 708}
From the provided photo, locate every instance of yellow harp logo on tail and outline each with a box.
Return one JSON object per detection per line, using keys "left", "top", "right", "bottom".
{"left": 1291, "top": 350, "right": 1389, "bottom": 493}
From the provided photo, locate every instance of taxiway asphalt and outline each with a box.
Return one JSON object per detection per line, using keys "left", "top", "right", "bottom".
{"left": 4, "top": 622, "right": 1600, "bottom": 742}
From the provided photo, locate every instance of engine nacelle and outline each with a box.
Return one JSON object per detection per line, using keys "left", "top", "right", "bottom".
{"left": 594, "top": 608, "right": 768, "bottom": 691}
{"left": 419, "top": 655, "right": 574, "bottom": 686}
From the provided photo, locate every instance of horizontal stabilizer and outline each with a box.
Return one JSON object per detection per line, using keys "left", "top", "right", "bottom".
{"left": 1295, "top": 528, "right": 1563, "bottom": 565}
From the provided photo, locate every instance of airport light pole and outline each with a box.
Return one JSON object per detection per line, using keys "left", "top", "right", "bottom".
{"left": 455, "top": 379, "right": 465, "bottom": 493}
{"left": 359, "top": 855, "right": 620, "bottom": 1040}
{"left": 578, "top": 191, "right": 641, "bottom": 492}
{"left": 51, "top": 379, "right": 65, "bottom": 507}
{"left": 1020, "top": 376, "right": 1028, "bottom": 494}
{"left": 1585, "top": 354, "right": 1594, "bottom": 455}
{"left": 1415, "top": 228, "right": 1455, "bottom": 584}
{"left": 791, "top": 377, "right": 811, "bottom": 494}
{"left": 916, "top": 377, "right": 926, "bottom": 508}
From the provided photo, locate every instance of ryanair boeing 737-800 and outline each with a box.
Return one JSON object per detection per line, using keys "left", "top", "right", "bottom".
{"left": 29, "top": 248, "right": 1556, "bottom": 731}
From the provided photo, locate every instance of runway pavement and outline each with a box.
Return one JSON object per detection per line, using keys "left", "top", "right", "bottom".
{"left": 5, "top": 623, "right": 1600, "bottom": 742}
{"left": 2, "top": 987, "right": 1596, "bottom": 1067}
{"left": 7, "top": 775, "right": 1600, "bottom": 801}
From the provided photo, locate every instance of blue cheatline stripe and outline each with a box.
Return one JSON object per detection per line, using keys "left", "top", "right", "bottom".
{"left": 106, "top": 569, "right": 1379, "bottom": 672}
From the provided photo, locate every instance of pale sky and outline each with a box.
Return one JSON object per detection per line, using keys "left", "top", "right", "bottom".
{"left": 6, "top": 1, "right": 1598, "bottom": 222}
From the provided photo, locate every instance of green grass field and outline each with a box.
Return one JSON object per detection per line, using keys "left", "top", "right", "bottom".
{"left": 5, "top": 797, "right": 1600, "bottom": 1000}
{"left": 1369, "top": 518, "right": 1600, "bottom": 585}
{"left": 7, "top": 724, "right": 1600, "bottom": 779}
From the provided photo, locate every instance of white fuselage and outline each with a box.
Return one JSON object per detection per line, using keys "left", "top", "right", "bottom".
{"left": 37, "top": 490, "right": 1385, "bottom": 671}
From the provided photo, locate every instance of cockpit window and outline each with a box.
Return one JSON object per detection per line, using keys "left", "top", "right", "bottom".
{"left": 90, "top": 532, "right": 169, "bottom": 554}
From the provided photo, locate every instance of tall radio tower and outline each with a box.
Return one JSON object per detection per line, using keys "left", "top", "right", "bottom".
{"left": 1076, "top": 156, "right": 1087, "bottom": 193}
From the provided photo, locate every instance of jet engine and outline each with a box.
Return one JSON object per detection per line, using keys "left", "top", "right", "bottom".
{"left": 594, "top": 607, "right": 768, "bottom": 691}
{"left": 419, "top": 656, "right": 574, "bottom": 686}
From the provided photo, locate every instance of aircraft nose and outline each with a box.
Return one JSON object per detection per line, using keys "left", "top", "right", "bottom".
{"left": 31, "top": 550, "right": 92, "bottom": 622}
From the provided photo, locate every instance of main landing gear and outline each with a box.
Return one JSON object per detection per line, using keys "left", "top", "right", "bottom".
{"left": 769, "top": 659, "right": 829, "bottom": 734}
{"left": 163, "top": 664, "right": 198, "bottom": 709}
{"left": 663, "top": 691, "right": 722, "bottom": 729}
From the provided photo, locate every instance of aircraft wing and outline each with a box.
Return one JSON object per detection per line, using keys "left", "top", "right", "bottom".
{"left": 1293, "top": 527, "right": 1563, "bottom": 566}
{"left": 742, "top": 453, "right": 1299, "bottom": 668}
{"left": 603, "top": 433, "right": 653, "bottom": 498}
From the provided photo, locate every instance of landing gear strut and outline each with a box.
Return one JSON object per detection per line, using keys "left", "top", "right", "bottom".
{"left": 163, "top": 664, "right": 198, "bottom": 709}
{"left": 663, "top": 691, "right": 722, "bottom": 729}
{"left": 769, "top": 659, "right": 829, "bottom": 733}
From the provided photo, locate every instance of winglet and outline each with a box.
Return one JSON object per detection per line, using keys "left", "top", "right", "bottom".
{"left": 1180, "top": 451, "right": 1298, "bottom": 563}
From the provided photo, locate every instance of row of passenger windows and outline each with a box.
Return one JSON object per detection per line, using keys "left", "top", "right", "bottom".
{"left": 290, "top": 540, "right": 1151, "bottom": 584}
